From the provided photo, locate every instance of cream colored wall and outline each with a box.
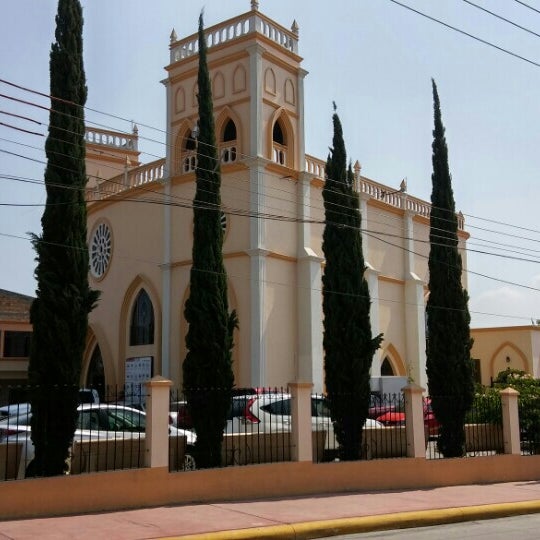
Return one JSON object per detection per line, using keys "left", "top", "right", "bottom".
{"left": 309, "top": 186, "right": 324, "bottom": 256}
{"left": 264, "top": 256, "right": 297, "bottom": 386}
{"left": 412, "top": 218, "right": 430, "bottom": 281}
{"left": 378, "top": 279, "right": 407, "bottom": 375}
{"left": 471, "top": 326, "right": 540, "bottom": 385}
{"left": 265, "top": 173, "right": 297, "bottom": 256}
{"left": 365, "top": 203, "right": 405, "bottom": 279}
{"left": 87, "top": 188, "right": 165, "bottom": 386}
{"left": 221, "top": 169, "right": 251, "bottom": 253}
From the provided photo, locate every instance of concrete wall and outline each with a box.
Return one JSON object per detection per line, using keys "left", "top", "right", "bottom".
{"left": 1, "top": 455, "right": 539, "bottom": 521}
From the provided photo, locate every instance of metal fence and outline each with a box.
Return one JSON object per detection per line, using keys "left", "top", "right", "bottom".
{"left": 519, "top": 395, "right": 540, "bottom": 455}
{"left": 0, "top": 384, "right": 159, "bottom": 481}
{"left": 1, "top": 382, "right": 536, "bottom": 479}
{"left": 425, "top": 394, "right": 504, "bottom": 460}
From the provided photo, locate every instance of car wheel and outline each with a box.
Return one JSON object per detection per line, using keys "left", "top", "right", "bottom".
{"left": 183, "top": 449, "right": 196, "bottom": 471}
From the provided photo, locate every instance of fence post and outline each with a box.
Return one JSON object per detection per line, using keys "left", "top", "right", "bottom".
{"left": 500, "top": 386, "right": 521, "bottom": 455}
{"left": 403, "top": 383, "right": 426, "bottom": 458}
{"left": 144, "top": 376, "right": 172, "bottom": 468}
{"left": 289, "top": 381, "right": 313, "bottom": 461}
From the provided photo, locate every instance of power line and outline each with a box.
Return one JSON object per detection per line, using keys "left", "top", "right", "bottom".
{"left": 387, "top": 0, "right": 540, "bottom": 67}
{"left": 514, "top": 0, "right": 540, "bottom": 16}
{"left": 4, "top": 128, "right": 540, "bottom": 266}
{"left": 0, "top": 228, "right": 536, "bottom": 323}
{"left": 462, "top": 0, "right": 540, "bottom": 38}
{"left": 4, "top": 78, "right": 540, "bottom": 245}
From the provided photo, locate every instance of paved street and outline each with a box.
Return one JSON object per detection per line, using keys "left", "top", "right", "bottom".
{"left": 324, "top": 513, "right": 540, "bottom": 539}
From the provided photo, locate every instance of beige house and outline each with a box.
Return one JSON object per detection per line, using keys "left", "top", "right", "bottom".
{"left": 82, "top": 2, "right": 470, "bottom": 393}
{"left": 471, "top": 326, "right": 540, "bottom": 386}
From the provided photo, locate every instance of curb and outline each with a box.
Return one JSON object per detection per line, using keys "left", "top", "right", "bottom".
{"left": 160, "top": 499, "right": 540, "bottom": 540}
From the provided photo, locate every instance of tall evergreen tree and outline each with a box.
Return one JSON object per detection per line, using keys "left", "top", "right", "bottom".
{"left": 27, "top": 0, "right": 98, "bottom": 477}
{"left": 322, "top": 105, "right": 383, "bottom": 461}
{"left": 426, "top": 80, "right": 474, "bottom": 458}
{"left": 183, "top": 13, "right": 237, "bottom": 469}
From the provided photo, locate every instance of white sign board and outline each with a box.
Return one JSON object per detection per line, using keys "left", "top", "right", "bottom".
{"left": 125, "top": 356, "right": 153, "bottom": 406}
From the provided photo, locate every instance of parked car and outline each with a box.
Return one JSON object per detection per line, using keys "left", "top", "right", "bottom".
{"left": 169, "top": 400, "right": 193, "bottom": 430}
{"left": 226, "top": 392, "right": 383, "bottom": 461}
{"left": 0, "top": 403, "right": 31, "bottom": 422}
{"left": 0, "top": 403, "right": 196, "bottom": 478}
{"left": 376, "top": 399, "right": 440, "bottom": 438}
{"left": 0, "top": 389, "right": 100, "bottom": 423}
{"left": 367, "top": 393, "right": 398, "bottom": 420}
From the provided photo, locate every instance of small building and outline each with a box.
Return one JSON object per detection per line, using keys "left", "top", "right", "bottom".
{"left": 471, "top": 326, "right": 540, "bottom": 386}
{"left": 0, "top": 289, "right": 33, "bottom": 400}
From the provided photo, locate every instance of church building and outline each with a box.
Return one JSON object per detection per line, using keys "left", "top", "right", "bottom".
{"left": 82, "top": 1, "right": 469, "bottom": 394}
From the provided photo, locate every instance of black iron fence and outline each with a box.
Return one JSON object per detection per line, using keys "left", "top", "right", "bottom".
{"left": 519, "top": 394, "right": 540, "bottom": 455}
{"left": 425, "top": 394, "right": 504, "bottom": 460}
{"left": 0, "top": 381, "right": 535, "bottom": 479}
{"left": 0, "top": 383, "right": 182, "bottom": 480}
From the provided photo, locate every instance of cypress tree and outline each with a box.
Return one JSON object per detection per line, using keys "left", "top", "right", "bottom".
{"left": 183, "top": 13, "right": 237, "bottom": 469}
{"left": 27, "top": 0, "right": 98, "bottom": 477}
{"left": 322, "top": 105, "right": 383, "bottom": 461}
{"left": 426, "top": 80, "right": 474, "bottom": 458}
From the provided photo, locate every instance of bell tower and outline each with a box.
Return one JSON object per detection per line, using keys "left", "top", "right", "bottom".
{"left": 163, "top": 2, "right": 323, "bottom": 389}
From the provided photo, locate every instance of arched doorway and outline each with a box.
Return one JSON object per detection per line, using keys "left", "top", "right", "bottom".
{"left": 381, "top": 356, "right": 395, "bottom": 376}
{"left": 86, "top": 344, "right": 106, "bottom": 401}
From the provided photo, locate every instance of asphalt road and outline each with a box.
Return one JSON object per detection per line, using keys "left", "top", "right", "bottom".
{"left": 322, "top": 513, "right": 540, "bottom": 539}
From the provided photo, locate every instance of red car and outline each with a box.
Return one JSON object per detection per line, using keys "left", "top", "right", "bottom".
{"left": 367, "top": 393, "right": 397, "bottom": 419}
{"left": 376, "top": 399, "right": 440, "bottom": 437}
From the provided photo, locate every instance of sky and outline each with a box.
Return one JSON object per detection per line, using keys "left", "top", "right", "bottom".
{"left": 1, "top": 0, "right": 540, "bottom": 328}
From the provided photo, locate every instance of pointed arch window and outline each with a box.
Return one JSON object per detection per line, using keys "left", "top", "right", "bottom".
{"left": 221, "top": 118, "right": 237, "bottom": 164}
{"left": 130, "top": 289, "right": 155, "bottom": 346}
{"left": 381, "top": 357, "right": 395, "bottom": 376}
{"left": 272, "top": 119, "right": 287, "bottom": 165}
{"left": 181, "top": 127, "right": 197, "bottom": 173}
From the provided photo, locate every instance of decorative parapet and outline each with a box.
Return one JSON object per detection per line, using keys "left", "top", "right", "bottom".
{"left": 305, "top": 154, "right": 325, "bottom": 178}
{"left": 85, "top": 127, "right": 138, "bottom": 151}
{"left": 303, "top": 154, "right": 465, "bottom": 230}
{"left": 170, "top": 10, "right": 298, "bottom": 63}
{"left": 86, "top": 158, "right": 165, "bottom": 202}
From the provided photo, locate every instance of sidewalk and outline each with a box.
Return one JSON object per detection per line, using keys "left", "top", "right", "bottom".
{"left": 0, "top": 481, "right": 539, "bottom": 539}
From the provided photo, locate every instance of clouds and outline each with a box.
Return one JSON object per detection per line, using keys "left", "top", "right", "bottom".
{"left": 470, "top": 274, "right": 540, "bottom": 327}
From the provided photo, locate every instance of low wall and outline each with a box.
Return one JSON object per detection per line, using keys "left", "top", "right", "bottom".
{"left": 1, "top": 454, "right": 540, "bottom": 521}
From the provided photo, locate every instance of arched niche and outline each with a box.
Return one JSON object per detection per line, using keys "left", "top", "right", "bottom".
{"left": 284, "top": 78, "right": 295, "bottom": 105}
{"left": 175, "top": 86, "right": 186, "bottom": 114}
{"left": 213, "top": 71, "right": 225, "bottom": 100}
{"left": 264, "top": 67, "right": 276, "bottom": 95}
{"left": 233, "top": 64, "right": 247, "bottom": 93}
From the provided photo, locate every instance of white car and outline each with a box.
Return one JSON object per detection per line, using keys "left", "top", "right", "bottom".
{"left": 225, "top": 392, "right": 383, "bottom": 461}
{"left": 0, "top": 403, "right": 196, "bottom": 478}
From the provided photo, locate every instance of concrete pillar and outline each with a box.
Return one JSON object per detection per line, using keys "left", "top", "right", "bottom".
{"left": 365, "top": 264, "right": 381, "bottom": 376}
{"left": 144, "top": 376, "right": 172, "bottom": 468}
{"left": 246, "top": 157, "right": 268, "bottom": 386}
{"left": 403, "top": 209, "right": 427, "bottom": 388}
{"left": 160, "top": 77, "right": 172, "bottom": 379}
{"left": 500, "top": 387, "right": 521, "bottom": 455}
{"left": 289, "top": 381, "right": 313, "bottom": 462}
{"left": 403, "top": 383, "right": 426, "bottom": 458}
